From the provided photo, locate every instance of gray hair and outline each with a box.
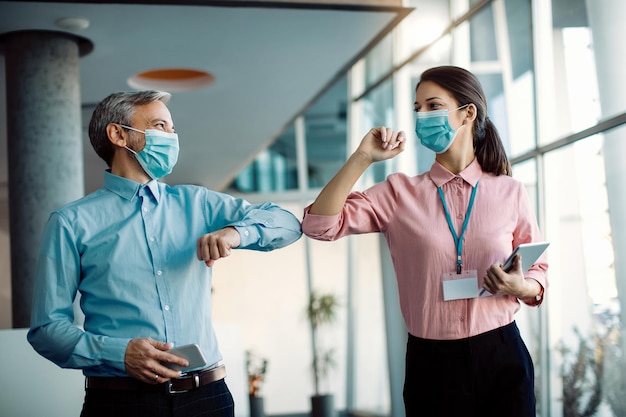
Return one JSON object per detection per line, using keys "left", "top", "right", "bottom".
{"left": 88, "top": 90, "right": 171, "bottom": 167}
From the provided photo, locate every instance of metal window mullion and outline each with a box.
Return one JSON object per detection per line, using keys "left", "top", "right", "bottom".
{"left": 295, "top": 115, "right": 308, "bottom": 193}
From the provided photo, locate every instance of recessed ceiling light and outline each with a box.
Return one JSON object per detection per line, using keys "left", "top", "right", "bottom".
{"left": 55, "top": 17, "right": 90, "bottom": 31}
{"left": 127, "top": 68, "right": 215, "bottom": 92}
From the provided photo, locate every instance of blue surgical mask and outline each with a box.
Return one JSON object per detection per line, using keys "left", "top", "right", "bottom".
{"left": 120, "top": 125, "right": 179, "bottom": 179}
{"left": 415, "top": 104, "right": 468, "bottom": 153}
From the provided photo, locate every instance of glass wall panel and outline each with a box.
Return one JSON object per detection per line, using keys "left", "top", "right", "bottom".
{"left": 466, "top": 0, "right": 536, "bottom": 158}
{"left": 401, "top": 0, "right": 536, "bottom": 163}
{"left": 511, "top": 159, "right": 546, "bottom": 415}
{"left": 361, "top": 78, "right": 396, "bottom": 186}
{"left": 305, "top": 76, "right": 348, "bottom": 189}
{"left": 469, "top": 2, "right": 498, "bottom": 62}
{"left": 504, "top": 0, "right": 533, "bottom": 79}
{"left": 541, "top": 0, "right": 606, "bottom": 144}
{"left": 544, "top": 133, "right": 623, "bottom": 417}
{"left": 229, "top": 126, "right": 298, "bottom": 193}
{"left": 400, "top": 0, "right": 455, "bottom": 60}
{"left": 365, "top": 33, "right": 393, "bottom": 89}
{"left": 350, "top": 234, "right": 390, "bottom": 414}
{"left": 228, "top": 76, "right": 348, "bottom": 193}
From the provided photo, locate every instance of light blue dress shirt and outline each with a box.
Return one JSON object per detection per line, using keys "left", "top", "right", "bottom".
{"left": 27, "top": 171, "right": 302, "bottom": 377}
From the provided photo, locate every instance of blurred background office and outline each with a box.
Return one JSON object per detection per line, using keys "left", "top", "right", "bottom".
{"left": 1, "top": 0, "right": 625, "bottom": 416}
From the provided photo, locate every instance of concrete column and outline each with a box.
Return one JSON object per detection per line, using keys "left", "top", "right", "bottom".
{"left": 0, "top": 30, "right": 91, "bottom": 328}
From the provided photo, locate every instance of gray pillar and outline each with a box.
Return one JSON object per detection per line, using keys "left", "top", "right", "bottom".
{"left": 1, "top": 30, "right": 91, "bottom": 328}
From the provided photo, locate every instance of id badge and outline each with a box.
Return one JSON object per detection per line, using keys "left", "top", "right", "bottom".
{"left": 442, "top": 270, "right": 480, "bottom": 301}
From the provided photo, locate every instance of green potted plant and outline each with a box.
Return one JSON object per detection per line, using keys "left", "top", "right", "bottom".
{"left": 306, "top": 291, "right": 340, "bottom": 417}
{"left": 557, "top": 327, "right": 608, "bottom": 417}
{"left": 246, "top": 350, "right": 268, "bottom": 417}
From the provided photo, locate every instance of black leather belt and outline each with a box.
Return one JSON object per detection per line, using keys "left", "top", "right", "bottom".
{"left": 86, "top": 365, "right": 226, "bottom": 394}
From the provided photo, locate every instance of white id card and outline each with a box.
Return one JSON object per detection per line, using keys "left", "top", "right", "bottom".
{"left": 442, "top": 270, "right": 480, "bottom": 301}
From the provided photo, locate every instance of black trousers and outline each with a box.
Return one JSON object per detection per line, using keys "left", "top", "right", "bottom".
{"left": 80, "top": 378, "right": 234, "bottom": 417}
{"left": 403, "top": 321, "right": 536, "bottom": 417}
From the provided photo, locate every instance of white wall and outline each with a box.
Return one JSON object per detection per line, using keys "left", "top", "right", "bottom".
{"left": 0, "top": 326, "right": 247, "bottom": 417}
{"left": 0, "top": 328, "right": 85, "bottom": 417}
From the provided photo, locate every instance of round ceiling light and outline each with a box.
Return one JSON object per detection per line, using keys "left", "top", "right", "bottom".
{"left": 127, "top": 68, "right": 215, "bottom": 92}
{"left": 56, "top": 17, "right": 90, "bottom": 31}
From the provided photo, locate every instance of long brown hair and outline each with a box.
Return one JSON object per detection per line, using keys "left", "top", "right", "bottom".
{"left": 417, "top": 66, "right": 511, "bottom": 176}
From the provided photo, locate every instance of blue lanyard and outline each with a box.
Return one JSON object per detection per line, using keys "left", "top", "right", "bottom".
{"left": 437, "top": 181, "right": 479, "bottom": 274}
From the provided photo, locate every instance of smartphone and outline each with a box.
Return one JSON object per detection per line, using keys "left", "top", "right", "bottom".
{"left": 162, "top": 343, "right": 207, "bottom": 373}
{"left": 502, "top": 242, "right": 550, "bottom": 273}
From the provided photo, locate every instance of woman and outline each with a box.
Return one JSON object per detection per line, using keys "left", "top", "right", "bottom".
{"left": 301, "top": 65, "right": 547, "bottom": 416}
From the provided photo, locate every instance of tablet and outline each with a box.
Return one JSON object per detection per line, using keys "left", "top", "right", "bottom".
{"left": 502, "top": 242, "right": 550, "bottom": 273}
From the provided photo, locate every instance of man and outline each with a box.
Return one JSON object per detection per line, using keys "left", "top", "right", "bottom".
{"left": 27, "top": 90, "right": 302, "bottom": 417}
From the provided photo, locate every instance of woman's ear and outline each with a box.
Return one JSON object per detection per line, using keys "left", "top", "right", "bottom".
{"left": 106, "top": 123, "right": 127, "bottom": 147}
{"left": 465, "top": 103, "right": 478, "bottom": 122}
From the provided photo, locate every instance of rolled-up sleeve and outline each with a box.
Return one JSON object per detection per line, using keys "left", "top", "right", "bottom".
{"left": 302, "top": 182, "right": 396, "bottom": 241}
{"left": 222, "top": 199, "right": 302, "bottom": 250}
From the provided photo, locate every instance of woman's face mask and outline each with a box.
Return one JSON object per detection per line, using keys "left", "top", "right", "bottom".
{"left": 414, "top": 104, "right": 468, "bottom": 153}
{"left": 120, "top": 125, "right": 179, "bottom": 179}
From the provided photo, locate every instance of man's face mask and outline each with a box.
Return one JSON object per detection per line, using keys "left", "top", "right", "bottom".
{"left": 414, "top": 104, "right": 468, "bottom": 154}
{"left": 119, "top": 125, "right": 179, "bottom": 179}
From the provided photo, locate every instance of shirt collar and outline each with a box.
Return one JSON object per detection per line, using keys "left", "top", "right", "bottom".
{"left": 104, "top": 170, "right": 161, "bottom": 202}
{"left": 429, "top": 158, "right": 482, "bottom": 188}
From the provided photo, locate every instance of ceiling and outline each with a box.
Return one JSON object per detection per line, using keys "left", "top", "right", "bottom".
{"left": 0, "top": 0, "right": 410, "bottom": 196}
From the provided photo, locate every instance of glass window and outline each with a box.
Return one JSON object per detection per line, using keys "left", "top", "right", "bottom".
{"left": 510, "top": 159, "right": 546, "bottom": 414}
{"left": 228, "top": 76, "right": 348, "bottom": 193}
{"left": 360, "top": 78, "right": 395, "bottom": 185}
{"left": 469, "top": 3, "right": 498, "bottom": 62}
{"left": 365, "top": 33, "right": 393, "bottom": 89}
{"left": 305, "top": 76, "right": 348, "bottom": 189}
{"left": 466, "top": 0, "right": 536, "bottom": 157}
{"left": 540, "top": 0, "right": 608, "bottom": 144}
{"left": 229, "top": 126, "right": 297, "bottom": 193}
{"left": 544, "top": 133, "right": 622, "bottom": 417}
{"left": 504, "top": 0, "right": 533, "bottom": 79}
{"left": 400, "top": 0, "right": 455, "bottom": 57}
{"left": 351, "top": 234, "right": 389, "bottom": 414}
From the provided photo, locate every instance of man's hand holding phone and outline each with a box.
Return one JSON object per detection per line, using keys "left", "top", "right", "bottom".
{"left": 162, "top": 343, "right": 207, "bottom": 373}
{"left": 124, "top": 337, "right": 189, "bottom": 384}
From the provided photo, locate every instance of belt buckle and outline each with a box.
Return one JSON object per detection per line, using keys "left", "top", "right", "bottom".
{"left": 165, "top": 373, "right": 200, "bottom": 394}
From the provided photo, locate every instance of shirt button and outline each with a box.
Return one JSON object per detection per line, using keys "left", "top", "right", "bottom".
{"left": 143, "top": 206, "right": 148, "bottom": 212}
{"left": 460, "top": 316, "right": 465, "bottom": 321}
{"left": 157, "top": 270, "right": 162, "bottom": 276}
{"left": 244, "top": 230, "right": 250, "bottom": 237}
{"left": 150, "top": 237, "right": 155, "bottom": 242}
{"left": 164, "top": 305, "right": 170, "bottom": 311}
{"left": 457, "top": 214, "right": 463, "bottom": 219}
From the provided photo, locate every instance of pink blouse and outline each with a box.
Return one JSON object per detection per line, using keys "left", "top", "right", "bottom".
{"left": 302, "top": 159, "right": 548, "bottom": 340}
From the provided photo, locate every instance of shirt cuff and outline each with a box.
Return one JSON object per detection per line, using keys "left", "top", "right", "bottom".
{"left": 301, "top": 210, "right": 342, "bottom": 238}
{"left": 520, "top": 284, "right": 544, "bottom": 307}
{"left": 233, "top": 225, "right": 259, "bottom": 247}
